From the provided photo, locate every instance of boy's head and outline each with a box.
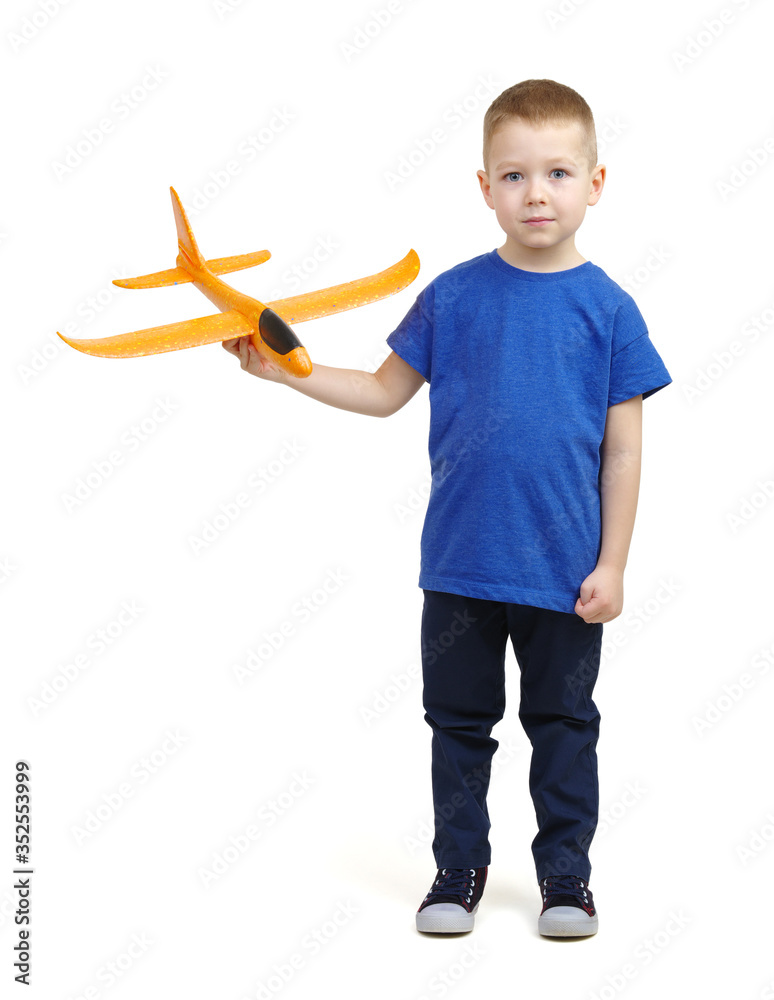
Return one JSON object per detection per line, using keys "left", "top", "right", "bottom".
{"left": 477, "top": 79, "right": 605, "bottom": 270}
{"left": 481, "top": 79, "right": 597, "bottom": 176}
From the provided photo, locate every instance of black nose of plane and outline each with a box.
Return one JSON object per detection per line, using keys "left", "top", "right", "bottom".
{"left": 257, "top": 307, "right": 312, "bottom": 377}
{"left": 258, "top": 307, "right": 304, "bottom": 356}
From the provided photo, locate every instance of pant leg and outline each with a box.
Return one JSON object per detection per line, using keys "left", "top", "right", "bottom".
{"left": 505, "top": 603, "right": 603, "bottom": 882}
{"left": 420, "top": 590, "right": 508, "bottom": 869}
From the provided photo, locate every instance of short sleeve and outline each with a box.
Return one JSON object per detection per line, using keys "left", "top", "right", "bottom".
{"left": 386, "top": 282, "right": 435, "bottom": 383}
{"left": 608, "top": 296, "right": 672, "bottom": 406}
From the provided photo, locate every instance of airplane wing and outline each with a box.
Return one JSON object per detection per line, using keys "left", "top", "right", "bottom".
{"left": 57, "top": 310, "right": 253, "bottom": 358}
{"left": 266, "top": 248, "right": 420, "bottom": 325}
{"left": 57, "top": 249, "right": 420, "bottom": 358}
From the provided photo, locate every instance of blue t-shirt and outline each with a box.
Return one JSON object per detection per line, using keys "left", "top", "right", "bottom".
{"left": 386, "top": 248, "right": 672, "bottom": 615}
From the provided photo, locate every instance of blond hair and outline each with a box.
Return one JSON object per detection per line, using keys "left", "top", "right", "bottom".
{"left": 482, "top": 79, "right": 597, "bottom": 173}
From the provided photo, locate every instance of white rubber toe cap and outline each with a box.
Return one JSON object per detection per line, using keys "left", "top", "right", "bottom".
{"left": 539, "top": 905, "right": 598, "bottom": 937}
{"left": 416, "top": 902, "right": 478, "bottom": 934}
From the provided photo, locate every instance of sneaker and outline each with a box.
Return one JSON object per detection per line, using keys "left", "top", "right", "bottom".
{"left": 416, "top": 867, "right": 487, "bottom": 933}
{"left": 538, "top": 874, "right": 598, "bottom": 937}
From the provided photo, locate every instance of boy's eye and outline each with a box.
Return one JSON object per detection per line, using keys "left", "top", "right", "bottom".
{"left": 503, "top": 169, "right": 567, "bottom": 181}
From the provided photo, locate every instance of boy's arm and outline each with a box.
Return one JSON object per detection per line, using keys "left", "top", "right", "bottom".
{"left": 597, "top": 394, "right": 643, "bottom": 572}
{"left": 575, "top": 394, "right": 642, "bottom": 622}
{"left": 222, "top": 337, "right": 426, "bottom": 417}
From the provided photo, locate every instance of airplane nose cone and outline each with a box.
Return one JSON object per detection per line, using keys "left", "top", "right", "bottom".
{"left": 285, "top": 346, "right": 313, "bottom": 378}
{"left": 257, "top": 307, "right": 312, "bottom": 377}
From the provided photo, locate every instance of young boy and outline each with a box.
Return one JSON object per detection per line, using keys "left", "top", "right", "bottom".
{"left": 223, "top": 79, "right": 672, "bottom": 938}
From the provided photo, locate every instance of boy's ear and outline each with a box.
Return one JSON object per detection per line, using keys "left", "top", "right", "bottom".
{"left": 477, "top": 169, "right": 494, "bottom": 209}
{"left": 587, "top": 164, "right": 606, "bottom": 206}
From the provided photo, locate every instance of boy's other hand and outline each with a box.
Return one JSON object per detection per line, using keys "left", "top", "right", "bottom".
{"left": 222, "top": 336, "right": 288, "bottom": 384}
{"left": 574, "top": 565, "right": 624, "bottom": 623}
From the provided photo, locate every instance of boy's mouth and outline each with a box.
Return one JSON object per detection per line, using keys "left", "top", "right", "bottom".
{"left": 524, "top": 217, "right": 553, "bottom": 225}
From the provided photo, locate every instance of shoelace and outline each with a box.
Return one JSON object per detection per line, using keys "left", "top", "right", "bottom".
{"left": 425, "top": 868, "right": 477, "bottom": 902}
{"left": 541, "top": 874, "right": 590, "bottom": 902}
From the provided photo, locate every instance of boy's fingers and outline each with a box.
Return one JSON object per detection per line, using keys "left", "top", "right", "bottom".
{"left": 244, "top": 340, "right": 262, "bottom": 366}
{"left": 222, "top": 337, "right": 244, "bottom": 356}
{"left": 223, "top": 335, "right": 271, "bottom": 374}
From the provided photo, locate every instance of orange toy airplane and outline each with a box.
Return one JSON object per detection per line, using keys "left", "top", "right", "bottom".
{"left": 57, "top": 187, "right": 420, "bottom": 378}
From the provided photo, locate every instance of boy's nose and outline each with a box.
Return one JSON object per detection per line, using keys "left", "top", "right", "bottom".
{"left": 525, "top": 182, "right": 547, "bottom": 203}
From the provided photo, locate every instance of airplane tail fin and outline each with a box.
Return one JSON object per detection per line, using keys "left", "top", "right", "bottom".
{"left": 113, "top": 250, "right": 272, "bottom": 289}
{"left": 170, "top": 185, "right": 206, "bottom": 272}
{"left": 112, "top": 186, "right": 273, "bottom": 289}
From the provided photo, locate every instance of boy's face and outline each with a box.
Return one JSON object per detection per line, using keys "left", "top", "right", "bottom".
{"left": 477, "top": 118, "right": 605, "bottom": 270}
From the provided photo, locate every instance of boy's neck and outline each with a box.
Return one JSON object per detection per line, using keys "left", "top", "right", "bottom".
{"left": 496, "top": 239, "right": 587, "bottom": 273}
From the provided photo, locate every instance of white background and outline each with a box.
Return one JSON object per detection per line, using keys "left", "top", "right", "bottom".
{"left": 3, "top": 0, "right": 774, "bottom": 997}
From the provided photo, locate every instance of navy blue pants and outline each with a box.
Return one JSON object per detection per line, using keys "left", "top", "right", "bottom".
{"left": 420, "top": 589, "right": 603, "bottom": 882}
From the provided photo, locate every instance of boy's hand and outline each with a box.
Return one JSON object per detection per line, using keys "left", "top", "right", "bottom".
{"left": 222, "top": 336, "right": 288, "bottom": 383}
{"left": 574, "top": 565, "right": 624, "bottom": 623}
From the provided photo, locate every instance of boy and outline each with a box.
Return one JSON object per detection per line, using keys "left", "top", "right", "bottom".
{"left": 223, "top": 79, "right": 672, "bottom": 938}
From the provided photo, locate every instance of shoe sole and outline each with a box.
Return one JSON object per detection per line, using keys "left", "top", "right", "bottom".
{"left": 538, "top": 907, "right": 598, "bottom": 938}
{"left": 416, "top": 902, "right": 479, "bottom": 933}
